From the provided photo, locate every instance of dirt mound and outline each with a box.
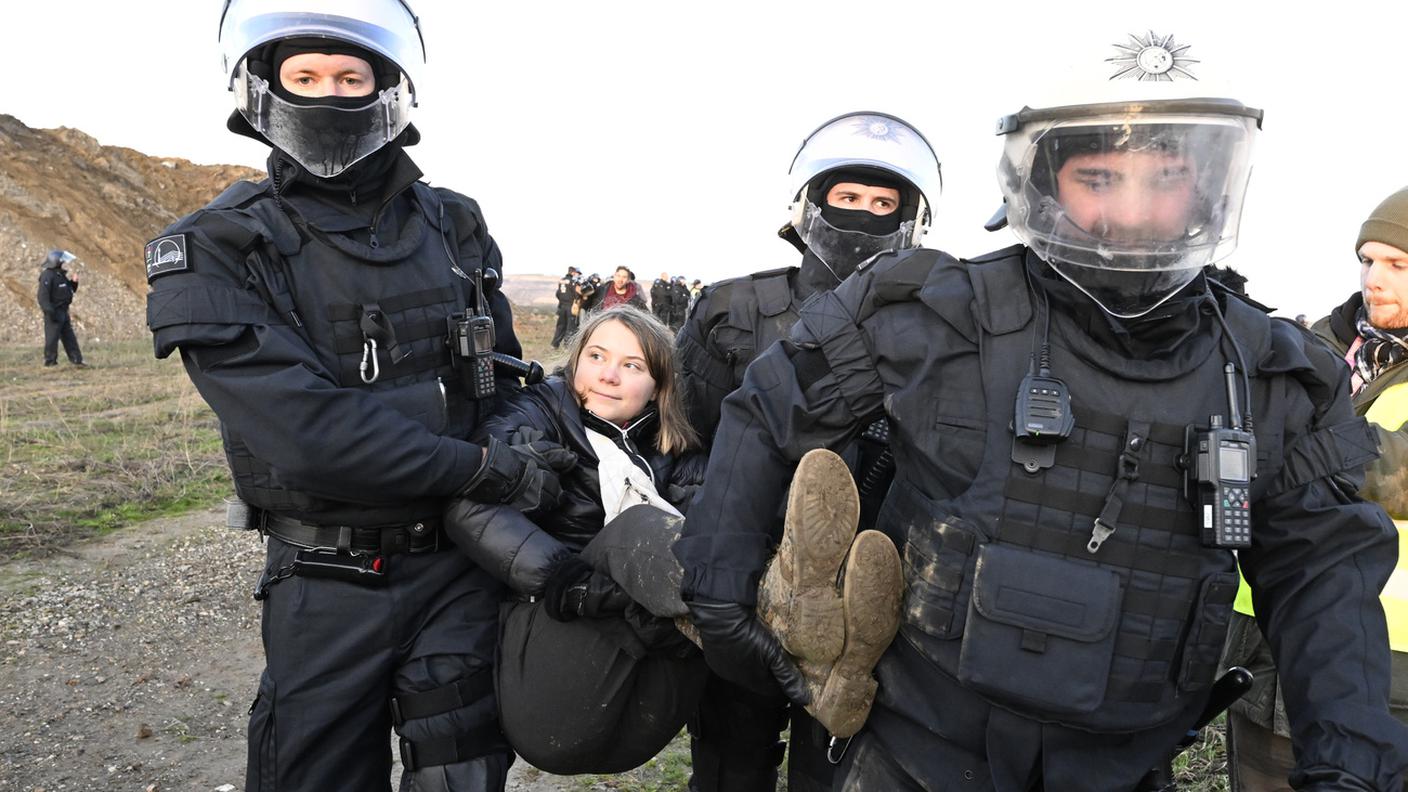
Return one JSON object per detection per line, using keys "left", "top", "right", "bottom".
{"left": 0, "top": 114, "right": 263, "bottom": 346}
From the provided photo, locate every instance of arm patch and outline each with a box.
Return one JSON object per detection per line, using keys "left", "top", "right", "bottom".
{"left": 145, "top": 234, "right": 189, "bottom": 282}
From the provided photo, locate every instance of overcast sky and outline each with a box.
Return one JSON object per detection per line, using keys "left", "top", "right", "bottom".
{"left": 4, "top": 0, "right": 1406, "bottom": 319}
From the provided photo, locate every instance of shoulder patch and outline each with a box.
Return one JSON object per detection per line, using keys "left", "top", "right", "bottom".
{"left": 145, "top": 234, "right": 189, "bottom": 282}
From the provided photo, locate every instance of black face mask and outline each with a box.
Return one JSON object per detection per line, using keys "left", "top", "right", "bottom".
{"left": 818, "top": 204, "right": 903, "bottom": 236}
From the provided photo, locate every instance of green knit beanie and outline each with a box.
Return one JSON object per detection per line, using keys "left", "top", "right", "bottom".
{"left": 1357, "top": 186, "right": 1408, "bottom": 256}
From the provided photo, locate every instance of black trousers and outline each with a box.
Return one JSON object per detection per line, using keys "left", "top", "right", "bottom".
{"left": 248, "top": 537, "right": 510, "bottom": 792}
{"left": 496, "top": 506, "right": 707, "bottom": 774}
{"left": 42, "top": 309, "right": 82, "bottom": 364}
{"left": 550, "top": 309, "right": 576, "bottom": 348}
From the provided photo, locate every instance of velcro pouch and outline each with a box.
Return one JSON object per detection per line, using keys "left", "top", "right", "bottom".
{"left": 958, "top": 544, "right": 1122, "bottom": 715}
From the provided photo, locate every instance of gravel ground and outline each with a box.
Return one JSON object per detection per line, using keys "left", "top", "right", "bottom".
{"left": 0, "top": 509, "right": 611, "bottom": 792}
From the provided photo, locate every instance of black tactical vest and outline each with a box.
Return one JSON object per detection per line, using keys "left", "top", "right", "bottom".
{"left": 206, "top": 181, "right": 486, "bottom": 523}
{"left": 711, "top": 267, "right": 800, "bottom": 388}
{"left": 882, "top": 250, "right": 1288, "bottom": 732}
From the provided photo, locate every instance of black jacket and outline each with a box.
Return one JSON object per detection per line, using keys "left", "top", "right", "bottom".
{"left": 677, "top": 250, "right": 841, "bottom": 439}
{"left": 556, "top": 273, "right": 579, "bottom": 311}
{"left": 676, "top": 246, "right": 1407, "bottom": 789}
{"left": 447, "top": 376, "right": 705, "bottom": 595}
{"left": 650, "top": 279, "right": 672, "bottom": 320}
{"left": 146, "top": 148, "right": 519, "bottom": 525}
{"left": 38, "top": 266, "right": 78, "bottom": 314}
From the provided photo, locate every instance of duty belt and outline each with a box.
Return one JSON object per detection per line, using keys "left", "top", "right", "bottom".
{"left": 259, "top": 511, "right": 446, "bottom": 555}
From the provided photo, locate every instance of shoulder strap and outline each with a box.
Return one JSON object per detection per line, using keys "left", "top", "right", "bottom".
{"left": 964, "top": 246, "right": 1032, "bottom": 337}
{"left": 753, "top": 270, "right": 794, "bottom": 317}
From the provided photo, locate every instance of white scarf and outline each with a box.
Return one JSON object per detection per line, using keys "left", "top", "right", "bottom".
{"left": 585, "top": 427, "right": 683, "bottom": 524}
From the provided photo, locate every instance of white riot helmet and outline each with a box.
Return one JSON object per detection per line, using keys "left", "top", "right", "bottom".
{"left": 218, "top": 0, "right": 426, "bottom": 178}
{"left": 786, "top": 112, "right": 942, "bottom": 279}
{"left": 996, "top": 31, "right": 1261, "bottom": 318}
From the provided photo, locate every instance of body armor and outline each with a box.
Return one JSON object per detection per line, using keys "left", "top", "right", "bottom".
{"left": 149, "top": 177, "right": 505, "bottom": 525}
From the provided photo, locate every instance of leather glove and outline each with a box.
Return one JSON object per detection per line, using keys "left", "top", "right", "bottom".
{"left": 686, "top": 598, "right": 811, "bottom": 706}
{"left": 542, "top": 556, "right": 633, "bottom": 622}
{"left": 459, "top": 435, "right": 562, "bottom": 513}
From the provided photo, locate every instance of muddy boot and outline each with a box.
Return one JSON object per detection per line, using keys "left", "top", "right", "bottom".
{"left": 807, "top": 529, "right": 902, "bottom": 738}
{"left": 756, "top": 448, "right": 859, "bottom": 667}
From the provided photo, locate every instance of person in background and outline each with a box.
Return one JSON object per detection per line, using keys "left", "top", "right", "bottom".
{"left": 669, "top": 275, "right": 690, "bottom": 331}
{"left": 651, "top": 272, "right": 673, "bottom": 325}
{"left": 1222, "top": 185, "right": 1408, "bottom": 791}
{"left": 552, "top": 266, "right": 583, "bottom": 349}
{"left": 598, "top": 265, "right": 646, "bottom": 312}
{"left": 578, "top": 273, "right": 603, "bottom": 315}
{"left": 37, "top": 249, "right": 86, "bottom": 368}
{"left": 688, "top": 279, "right": 704, "bottom": 315}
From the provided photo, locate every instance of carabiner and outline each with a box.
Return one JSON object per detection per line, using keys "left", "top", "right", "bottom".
{"left": 360, "top": 338, "right": 380, "bottom": 384}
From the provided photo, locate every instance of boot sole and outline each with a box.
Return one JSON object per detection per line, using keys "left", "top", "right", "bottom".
{"left": 769, "top": 449, "right": 859, "bottom": 663}
{"left": 810, "top": 529, "right": 902, "bottom": 738}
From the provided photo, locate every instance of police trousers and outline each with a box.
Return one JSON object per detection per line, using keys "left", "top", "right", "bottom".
{"left": 248, "top": 536, "right": 510, "bottom": 792}
{"left": 42, "top": 309, "right": 82, "bottom": 364}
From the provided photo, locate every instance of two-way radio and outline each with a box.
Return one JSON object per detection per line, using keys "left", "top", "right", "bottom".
{"left": 1185, "top": 363, "right": 1255, "bottom": 549}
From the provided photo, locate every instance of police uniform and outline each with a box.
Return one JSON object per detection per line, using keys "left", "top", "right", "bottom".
{"left": 675, "top": 246, "right": 1408, "bottom": 791}
{"left": 678, "top": 249, "right": 892, "bottom": 792}
{"left": 146, "top": 146, "right": 518, "bottom": 791}
{"left": 37, "top": 255, "right": 83, "bottom": 365}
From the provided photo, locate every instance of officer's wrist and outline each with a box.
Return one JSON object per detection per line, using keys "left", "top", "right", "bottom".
{"left": 458, "top": 436, "right": 525, "bottom": 502}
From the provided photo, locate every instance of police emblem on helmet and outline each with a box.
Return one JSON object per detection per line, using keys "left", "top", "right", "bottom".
{"left": 851, "top": 117, "right": 906, "bottom": 143}
{"left": 1107, "top": 31, "right": 1199, "bottom": 81}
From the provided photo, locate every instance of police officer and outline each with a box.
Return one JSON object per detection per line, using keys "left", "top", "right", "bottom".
{"left": 675, "top": 111, "right": 941, "bottom": 792}
{"left": 651, "top": 272, "right": 674, "bottom": 325}
{"left": 37, "top": 249, "right": 85, "bottom": 367}
{"left": 669, "top": 275, "right": 690, "bottom": 331}
{"left": 551, "top": 266, "right": 582, "bottom": 348}
{"left": 146, "top": 2, "right": 556, "bottom": 789}
{"left": 674, "top": 34, "right": 1408, "bottom": 791}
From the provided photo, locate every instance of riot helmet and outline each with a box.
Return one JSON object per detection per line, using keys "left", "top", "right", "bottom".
{"left": 996, "top": 32, "right": 1261, "bottom": 318}
{"left": 44, "top": 250, "right": 76, "bottom": 269}
{"left": 786, "top": 112, "right": 942, "bottom": 280}
{"left": 218, "top": 0, "right": 426, "bottom": 178}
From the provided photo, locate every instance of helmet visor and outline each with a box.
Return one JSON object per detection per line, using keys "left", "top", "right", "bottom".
{"left": 235, "top": 63, "right": 412, "bottom": 178}
{"left": 1000, "top": 111, "right": 1257, "bottom": 316}
{"left": 800, "top": 201, "right": 914, "bottom": 280}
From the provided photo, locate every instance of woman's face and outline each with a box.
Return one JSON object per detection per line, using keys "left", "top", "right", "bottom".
{"left": 1360, "top": 240, "right": 1408, "bottom": 330}
{"left": 574, "top": 319, "right": 657, "bottom": 424}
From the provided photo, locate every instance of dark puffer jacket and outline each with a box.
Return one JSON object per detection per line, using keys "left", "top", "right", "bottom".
{"left": 445, "top": 376, "right": 706, "bottom": 595}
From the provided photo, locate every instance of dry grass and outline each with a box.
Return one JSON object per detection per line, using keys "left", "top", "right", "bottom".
{"left": 0, "top": 306, "right": 560, "bottom": 560}
{"left": 0, "top": 340, "right": 228, "bottom": 558}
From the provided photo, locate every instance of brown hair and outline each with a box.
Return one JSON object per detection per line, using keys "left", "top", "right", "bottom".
{"left": 562, "top": 305, "right": 699, "bottom": 456}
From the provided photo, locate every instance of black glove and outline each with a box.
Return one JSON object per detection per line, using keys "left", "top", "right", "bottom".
{"left": 459, "top": 435, "right": 562, "bottom": 513}
{"left": 542, "top": 556, "right": 634, "bottom": 622}
{"left": 686, "top": 598, "right": 811, "bottom": 705}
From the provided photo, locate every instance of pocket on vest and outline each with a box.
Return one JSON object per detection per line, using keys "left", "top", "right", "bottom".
{"left": 957, "top": 545, "right": 1122, "bottom": 715}
{"left": 1176, "top": 571, "right": 1240, "bottom": 692}
{"left": 371, "top": 379, "right": 448, "bottom": 434}
{"left": 901, "top": 514, "right": 983, "bottom": 641}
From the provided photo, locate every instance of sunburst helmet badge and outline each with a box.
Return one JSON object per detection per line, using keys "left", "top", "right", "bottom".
{"left": 1107, "top": 31, "right": 1199, "bottom": 81}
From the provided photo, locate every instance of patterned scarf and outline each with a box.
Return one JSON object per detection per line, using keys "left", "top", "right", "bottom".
{"left": 1353, "top": 305, "right": 1408, "bottom": 391}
